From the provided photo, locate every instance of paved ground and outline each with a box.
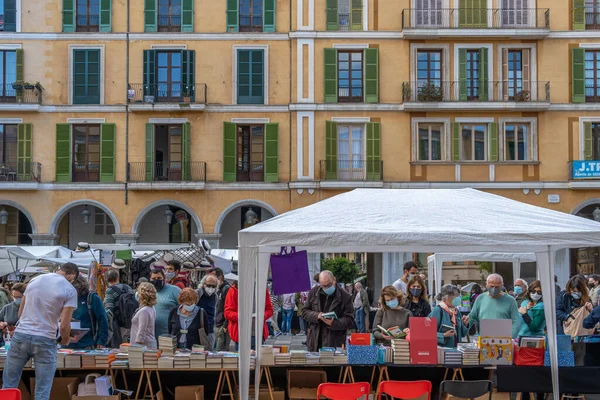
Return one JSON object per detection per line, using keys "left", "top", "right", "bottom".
{"left": 264, "top": 334, "right": 308, "bottom": 350}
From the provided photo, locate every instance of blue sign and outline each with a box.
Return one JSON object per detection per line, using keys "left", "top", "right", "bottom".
{"left": 572, "top": 160, "right": 600, "bottom": 179}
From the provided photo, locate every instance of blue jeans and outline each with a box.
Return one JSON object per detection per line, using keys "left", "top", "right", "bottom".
{"left": 299, "top": 317, "right": 306, "bottom": 332}
{"left": 281, "top": 309, "right": 294, "bottom": 334}
{"left": 3, "top": 332, "right": 57, "bottom": 400}
{"left": 355, "top": 308, "right": 366, "bottom": 333}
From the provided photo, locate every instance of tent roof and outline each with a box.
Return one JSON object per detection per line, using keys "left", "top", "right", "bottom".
{"left": 427, "top": 253, "right": 538, "bottom": 263}
{"left": 240, "top": 189, "right": 600, "bottom": 251}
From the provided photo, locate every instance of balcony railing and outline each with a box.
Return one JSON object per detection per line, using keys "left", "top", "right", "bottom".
{"left": 401, "top": 81, "right": 550, "bottom": 103}
{"left": 585, "top": 11, "right": 600, "bottom": 29}
{"left": 320, "top": 160, "right": 383, "bottom": 181}
{"left": 0, "top": 162, "right": 41, "bottom": 182}
{"left": 239, "top": 15, "right": 263, "bottom": 32}
{"left": 128, "top": 162, "right": 206, "bottom": 182}
{"left": 158, "top": 14, "right": 181, "bottom": 32}
{"left": 401, "top": 8, "right": 550, "bottom": 29}
{"left": 570, "top": 160, "right": 600, "bottom": 180}
{"left": 72, "top": 163, "right": 99, "bottom": 182}
{"left": 237, "top": 163, "right": 264, "bottom": 182}
{"left": 76, "top": 14, "right": 99, "bottom": 32}
{"left": 0, "top": 84, "right": 42, "bottom": 104}
{"left": 127, "top": 83, "right": 207, "bottom": 104}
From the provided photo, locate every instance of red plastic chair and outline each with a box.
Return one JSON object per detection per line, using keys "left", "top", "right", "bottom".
{"left": 317, "top": 383, "right": 371, "bottom": 400}
{"left": 0, "top": 389, "right": 21, "bottom": 400}
{"left": 377, "top": 380, "right": 432, "bottom": 400}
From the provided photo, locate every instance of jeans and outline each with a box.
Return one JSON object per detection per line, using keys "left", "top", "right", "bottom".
{"left": 355, "top": 307, "right": 366, "bottom": 333}
{"left": 214, "top": 325, "right": 231, "bottom": 351}
{"left": 281, "top": 309, "right": 294, "bottom": 334}
{"left": 3, "top": 332, "right": 57, "bottom": 400}
{"left": 299, "top": 317, "right": 306, "bottom": 333}
{"left": 271, "top": 310, "right": 281, "bottom": 333}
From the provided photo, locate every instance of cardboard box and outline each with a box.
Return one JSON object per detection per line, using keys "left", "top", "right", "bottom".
{"left": 237, "top": 387, "right": 285, "bottom": 400}
{"left": 175, "top": 385, "right": 204, "bottom": 400}
{"left": 72, "top": 396, "right": 120, "bottom": 400}
{"left": 287, "top": 369, "right": 327, "bottom": 400}
{"left": 30, "top": 377, "right": 79, "bottom": 400}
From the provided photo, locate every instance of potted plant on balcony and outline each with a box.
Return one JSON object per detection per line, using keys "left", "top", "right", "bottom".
{"left": 514, "top": 90, "right": 530, "bottom": 102}
{"left": 22, "top": 82, "right": 35, "bottom": 90}
{"left": 34, "top": 82, "right": 45, "bottom": 92}
{"left": 402, "top": 82, "right": 412, "bottom": 102}
{"left": 11, "top": 82, "right": 23, "bottom": 90}
{"left": 417, "top": 83, "right": 444, "bottom": 102}
{"left": 182, "top": 90, "right": 191, "bottom": 103}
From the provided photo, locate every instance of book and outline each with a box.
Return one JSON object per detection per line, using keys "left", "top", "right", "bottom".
{"left": 321, "top": 311, "right": 338, "bottom": 320}
{"left": 377, "top": 325, "right": 407, "bottom": 339}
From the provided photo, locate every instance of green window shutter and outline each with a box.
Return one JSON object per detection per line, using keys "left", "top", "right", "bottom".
{"left": 4, "top": 0, "right": 16, "bottom": 32}
{"left": 572, "top": 48, "right": 586, "bottom": 103}
{"left": 479, "top": 47, "right": 489, "bottom": 101}
{"left": 17, "top": 124, "right": 32, "bottom": 180}
{"left": 15, "top": 49, "right": 23, "bottom": 102}
{"left": 182, "top": 50, "right": 195, "bottom": 101}
{"left": 584, "top": 122, "right": 593, "bottom": 160}
{"left": 325, "top": 121, "right": 337, "bottom": 179}
{"left": 351, "top": 0, "right": 362, "bottom": 30}
{"left": 237, "top": 50, "right": 264, "bottom": 104}
{"left": 62, "top": 0, "right": 75, "bottom": 32}
{"left": 143, "top": 50, "right": 156, "bottom": 98}
{"left": 56, "top": 124, "right": 71, "bottom": 182}
{"left": 364, "top": 48, "right": 379, "bottom": 103}
{"left": 264, "top": 123, "right": 279, "bottom": 182}
{"left": 489, "top": 122, "right": 498, "bottom": 162}
{"left": 223, "top": 122, "right": 236, "bottom": 182}
{"left": 264, "top": 0, "right": 276, "bottom": 32}
{"left": 182, "top": 0, "right": 194, "bottom": 32}
{"left": 144, "top": 0, "right": 157, "bottom": 32}
{"left": 366, "top": 122, "right": 381, "bottom": 181}
{"left": 73, "top": 49, "right": 100, "bottom": 105}
{"left": 226, "top": 0, "right": 238, "bottom": 32}
{"left": 100, "top": 0, "right": 112, "bottom": 32}
{"left": 326, "top": 0, "right": 338, "bottom": 31}
{"left": 145, "top": 123, "right": 154, "bottom": 182}
{"left": 182, "top": 122, "right": 191, "bottom": 181}
{"left": 452, "top": 122, "right": 460, "bottom": 161}
{"left": 324, "top": 48, "right": 338, "bottom": 103}
{"left": 573, "top": 0, "right": 585, "bottom": 31}
{"left": 100, "top": 123, "right": 116, "bottom": 183}
{"left": 458, "top": 48, "right": 467, "bottom": 101}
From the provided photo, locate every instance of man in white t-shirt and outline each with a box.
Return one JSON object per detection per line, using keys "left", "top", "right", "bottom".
{"left": 2, "top": 262, "right": 78, "bottom": 400}
{"left": 392, "top": 261, "right": 419, "bottom": 295}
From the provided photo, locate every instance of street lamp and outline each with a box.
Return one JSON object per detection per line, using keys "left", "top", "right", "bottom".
{"left": 0, "top": 207, "right": 8, "bottom": 225}
{"left": 164, "top": 207, "right": 173, "bottom": 224}
{"left": 593, "top": 207, "right": 600, "bottom": 222}
{"left": 81, "top": 206, "right": 90, "bottom": 224}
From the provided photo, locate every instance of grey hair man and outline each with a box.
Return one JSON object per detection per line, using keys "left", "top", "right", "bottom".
{"left": 513, "top": 278, "right": 529, "bottom": 303}
{"left": 353, "top": 282, "right": 369, "bottom": 333}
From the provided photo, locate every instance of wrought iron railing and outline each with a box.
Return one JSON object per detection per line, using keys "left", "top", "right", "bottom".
{"left": 158, "top": 14, "right": 181, "bottom": 31}
{"left": 128, "top": 162, "right": 206, "bottom": 182}
{"left": 127, "top": 83, "right": 207, "bottom": 104}
{"left": 76, "top": 14, "right": 99, "bottom": 32}
{"left": 72, "top": 163, "right": 99, "bottom": 182}
{"left": 401, "top": 81, "right": 550, "bottom": 103}
{"left": 239, "top": 15, "right": 264, "bottom": 32}
{"left": 236, "top": 162, "right": 264, "bottom": 182}
{"left": 0, "top": 84, "right": 42, "bottom": 104}
{"left": 0, "top": 162, "right": 41, "bottom": 182}
{"left": 401, "top": 8, "right": 550, "bottom": 29}
{"left": 320, "top": 160, "right": 383, "bottom": 181}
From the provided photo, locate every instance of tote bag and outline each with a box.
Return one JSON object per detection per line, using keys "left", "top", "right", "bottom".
{"left": 563, "top": 306, "right": 594, "bottom": 339}
{"left": 270, "top": 247, "right": 311, "bottom": 295}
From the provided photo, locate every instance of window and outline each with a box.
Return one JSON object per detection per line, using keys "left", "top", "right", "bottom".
{"left": 157, "top": 51, "right": 182, "bottom": 102}
{"left": 0, "top": 124, "right": 17, "bottom": 165}
{"left": 460, "top": 124, "right": 486, "bottom": 161}
{"left": 327, "top": 0, "right": 362, "bottom": 31}
{"left": 338, "top": 51, "right": 363, "bottom": 102}
{"left": 507, "top": 50, "right": 522, "bottom": 99}
{"left": 501, "top": 0, "right": 529, "bottom": 27}
{"left": 415, "top": 0, "right": 443, "bottom": 27}
{"left": 586, "top": 0, "right": 600, "bottom": 30}
{"left": 0, "top": 0, "right": 17, "bottom": 32}
{"left": 158, "top": 0, "right": 181, "bottom": 32}
{"left": 73, "top": 49, "right": 100, "bottom": 105}
{"left": 337, "top": 124, "right": 364, "bottom": 179}
{"left": 585, "top": 50, "right": 600, "bottom": 102}
{"left": 152, "top": 124, "right": 183, "bottom": 181}
{"left": 504, "top": 122, "right": 530, "bottom": 161}
{"left": 240, "top": 0, "right": 263, "bottom": 32}
{"left": 72, "top": 125, "right": 100, "bottom": 182}
{"left": 592, "top": 123, "right": 600, "bottom": 160}
{"left": 94, "top": 208, "right": 115, "bottom": 236}
{"left": 502, "top": 49, "right": 531, "bottom": 101}
{"left": 236, "top": 125, "right": 264, "bottom": 181}
{"left": 237, "top": 49, "right": 264, "bottom": 104}
{"left": 76, "top": 0, "right": 100, "bottom": 32}
{"left": 143, "top": 49, "right": 195, "bottom": 103}
{"left": 417, "top": 50, "right": 443, "bottom": 98}
{"left": 465, "top": 50, "right": 480, "bottom": 100}
{"left": 417, "top": 123, "right": 443, "bottom": 161}
{"left": 0, "top": 50, "right": 16, "bottom": 100}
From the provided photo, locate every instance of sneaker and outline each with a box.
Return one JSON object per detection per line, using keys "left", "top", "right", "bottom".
{"left": 274, "top": 331, "right": 282, "bottom": 337}
{"left": 299, "top": 331, "right": 305, "bottom": 335}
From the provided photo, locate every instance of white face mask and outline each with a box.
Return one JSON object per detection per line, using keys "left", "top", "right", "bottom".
{"left": 530, "top": 293, "right": 542, "bottom": 301}
{"left": 165, "top": 272, "right": 176, "bottom": 280}
{"left": 204, "top": 287, "right": 216, "bottom": 296}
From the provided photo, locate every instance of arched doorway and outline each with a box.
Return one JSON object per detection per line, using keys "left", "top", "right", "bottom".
{"left": 215, "top": 200, "right": 278, "bottom": 249}
{"left": 0, "top": 202, "right": 35, "bottom": 245}
{"left": 132, "top": 200, "right": 202, "bottom": 244}
{"left": 572, "top": 200, "right": 600, "bottom": 276}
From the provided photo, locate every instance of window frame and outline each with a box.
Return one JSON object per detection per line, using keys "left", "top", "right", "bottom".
{"left": 337, "top": 50, "right": 364, "bottom": 103}
{"left": 94, "top": 207, "right": 115, "bottom": 236}
{"left": 497, "top": 44, "right": 537, "bottom": 101}
{"left": 411, "top": 118, "right": 451, "bottom": 162}
{"left": 336, "top": 123, "right": 366, "bottom": 178}
{"left": 157, "top": 0, "right": 182, "bottom": 32}
{"left": 239, "top": 0, "right": 264, "bottom": 32}
{"left": 411, "top": 44, "right": 450, "bottom": 98}
{"left": 68, "top": 45, "right": 105, "bottom": 105}
{"left": 72, "top": 124, "right": 101, "bottom": 182}
{"left": 76, "top": 0, "right": 100, "bottom": 32}
{"left": 454, "top": 44, "right": 494, "bottom": 102}
{"left": 0, "top": 124, "right": 17, "bottom": 165}
{"left": 498, "top": 117, "right": 538, "bottom": 162}
{"left": 459, "top": 123, "right": 488, "bottom": 161}
{"left": 586, "top": 0, "right": 600, "bottom": 30}
{"left": 592, "top": 122, "right": 600, "bottom": 160}
{"left": 232, "top": 45, "right": 269, "bottom": 105}
{"left": 155, "top": 50, "right": 183, "bottom": 102}
{"left": 0, "top": 50, "right": 16, "bottom": 100}
{"left": 236, "top": 124, "right": 265, "bottom": 182}
{"left": 585, "top": 50, "right": 600, "bottom": 102}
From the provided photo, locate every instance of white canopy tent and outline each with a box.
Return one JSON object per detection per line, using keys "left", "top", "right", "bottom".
{"left": 237, "top": 188, "right": 600, "bottom": 400}
{"left": 0, "top": 246, "right": 99, "bottom": 276}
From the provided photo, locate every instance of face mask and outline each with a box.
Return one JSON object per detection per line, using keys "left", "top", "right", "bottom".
{"left": 571, "top": 292, "right": 582, "bottom": 300}
{"left": 13, "top": 298, "right": 21, "bottom": 305}
{"left": 530, "top": 293, "right": 542, "bottom": 301}
{"left": 488, "top": 287, "right": 501, "bottom": 297}
{"left": 410, "top": 288, "right": 422, "bottom": 298}
{"left": 182, "top": 304, "right": 195, "bottom": 312}
{"left": 165, "top": 272, "right": 175, "bottom": 281}
{"left": 407, "top": 274, "right": 416, "bottom": 280}
{"left": 151, "top": 279, "right": 164, "bottom": 292}
{"left": 514, "top": 286, "right": 523, "bottom": 295}
{"left": 204, "top": 287, "right": 216, "bottom": 296}
{"left": 451, "top": 297, "right": 462, "bottom": 307}
{"left": 386, "top": 299, "right": 399, "bottom": 309}
{"left": 322, "top": 285, "right": 335, "bottom": 296}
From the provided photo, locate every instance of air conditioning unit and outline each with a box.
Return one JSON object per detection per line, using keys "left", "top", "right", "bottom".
{"left": 143, "top": 95, "right": 155, "bottom": 103}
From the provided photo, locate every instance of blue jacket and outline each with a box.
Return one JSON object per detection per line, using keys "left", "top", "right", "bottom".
{"left": 197, "top": 289, "right": 216, "bottom": 333}
{"left": 429, "top": 305, "right": 469, "bottom": 348}
{"left": 67, "top": 292, "right": 109, "bottom": 349}
{"left": 556, "top": 290, "right": 583, "bottom": 334}
{"left": 583, "top": 305, "right": 600, "bottom": 329}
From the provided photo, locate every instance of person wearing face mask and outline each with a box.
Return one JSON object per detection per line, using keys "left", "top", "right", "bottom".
{"left": 373, "top": 286, "right": 411, "bottom": 346}
{"left": 197, "top": 274, "right": 217, "bottom": 345}
{"left": 169, "top": 288, "right": 211, "bottom": 350}
{"left": 404, "top": 276, "right": 431, "bottom": 318}
{"left": 65, "top": 276, "right": 109, "bottom": 350}
{"left": 392, "top": 261, "right": 419, "bottom": 294}
{"left": 0, "top": 283, "right": 26, "bottom": 336}
{"left": 149, "top": 268, "right": 181, "bottom": 337}
{"left": 463, "top": 273, "right": 520, "bottom": 338}
{"left": 517, "top": 280, "right": 545, "bottom": 337}
{"left": 557, "top": 275, "right": 593, "bottom": 335}
{"left": 301, "top": 270, "right": 354, "bottom": 352}
{"left": 209, "top": 268, "right": 233, "bottom": 351}
{"left": 130, "top": 282, "right": 157, "bottom": 348}
{"left": 588, "top": 275, "right": 600, "bottom": 307}
{"left": 429, "top": 284, "right": 468, "bottom": 348}
{"left": 166, "top": 260, "right": 189, "bottom": 289}
{"left": 512, "top": 279, "right": 529, "bottom": 303}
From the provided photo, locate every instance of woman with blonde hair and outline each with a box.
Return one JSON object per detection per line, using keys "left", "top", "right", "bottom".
{"left": 405, "top": 275, "right": 431, "bottom": 317}
{"left": 168, "top": 288, "right": 211, "bottom": 350}
{"left": 130, "top": 282, "right": 157, "bottom": 348}
{"left": 373, "top": 286, "right": 412, "bottom": 345}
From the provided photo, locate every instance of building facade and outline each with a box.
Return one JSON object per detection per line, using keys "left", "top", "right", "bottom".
{"left": 0, "top": 0, "right": 599, "bottom": 277}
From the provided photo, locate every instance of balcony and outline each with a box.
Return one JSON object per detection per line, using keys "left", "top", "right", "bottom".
{"left": 127, "top": 83, "right": 207, "bottom": 112}
{"left": 0, "top": 162, "right": 41, "bottom": 185}
{"left": 76, "top": 14, "right": 99, "bottom": 32}
{"left": 128, "top": 161, "right": 206, "bottom": 190}
{"left": 0, "top": 84, "right": 42, "bottom": 111}
{"left": 72, "top": 163, "right": 99, "bottom": 183}
{"left": 237, "top": 163, "right": 264, "bottom": 182}
{"left": 401, "top": 81, "right": 550, "bottom": 111}
{"left": 239, "top": 15, "right": 264, "bottom": 32}
{"left": 320, "top": 160, "right": 384, "bottom": 188}
{"left": 158, "top": 14, "right": 181, "bottom": 32}
{"left": 401, "top": 8, "right": 550, "bottom": 38}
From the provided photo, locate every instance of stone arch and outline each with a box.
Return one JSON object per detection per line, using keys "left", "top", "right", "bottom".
{"left": 131, "top": 199, "right": 203, "bottom": 235}
{"left": 0, "top": 200, "right": 37, "bottom": 234}
{"left": 214, "top": 199, "right": 279, "bottom": 234}
{"left": 49, "top": 199, "right": 121, "bottom": 235}
{"left": 572, "top": 198, "right": 600, "bottom": 216}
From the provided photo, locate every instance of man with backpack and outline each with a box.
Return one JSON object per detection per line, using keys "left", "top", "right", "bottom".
{"left": 104, "top": 265, "right": 136, "bottom": 348}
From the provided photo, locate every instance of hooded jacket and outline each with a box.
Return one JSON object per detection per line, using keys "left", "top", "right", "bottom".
{"left": 224, "top": 283, "right": 273, "bottom": 343}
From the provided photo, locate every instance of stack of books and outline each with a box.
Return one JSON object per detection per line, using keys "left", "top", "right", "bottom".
{"left": 143, "top": 349, "right": 161, "bottom": 368}
{"left": 173, "top": 352, "right": 190, "bottom": 369}
{"left": 207, "top": 352, "right": 223, "bottom": 368}
{"left": 458, "top": 343, "right": 480, "bottom": 366}
{"left": 222, "top": 352, "right": 239, "bottom": 369}
{"left": 260, "top": 346, "right": 275, "bottom": 366}
{"left": 392, "top": 339, "right": 410, "bottom": 365}
{"left": 158, "top": 335, "right": 177, "bottom": 356}
{"left": 306, "top": 352, "right": 320, "bottom": 365}
{"left": 65, "top": 354, "right": 81, "bottom": 368}
{"left": 291, "top": 350, "right": 307, "bottom": 365}
{"left": 333, "top": 348, "right": 348, "bottom": 364}
{"left": 190, "top": 350, "right": 207, "bottom": 369}
{"left": 128, "top": 346, "right": 145, "bottom": 369}
{"left": 0, "top": 350, "right": 7, "bottom": 369}
{"left": 56, "top": 351, "right": 67, "bottom": 369}
{"left": 119, "top": 343, "right": 131, "bottom": 354}
{"left": 95, "top": 351, "right": 116, "bottom": 368}
{"left": 82, "top": 353, "right": 96, "bottom": 368}
{"left": 380, "top": 346, "right": 393, "bottom": 363}
{"left": 158, "top": 356, "right": 174, "bottom": 369}
{"left": 319, "top": 348, "right": 335, "bottom": 365}
{"left": 274, "top": 352, "right": 291, "bottom": 365}
{"left": 443, "top": 349, "right": 463, "bottom": 366}
{"left": 111, "top": 359, "right": 129, "bottom": 369}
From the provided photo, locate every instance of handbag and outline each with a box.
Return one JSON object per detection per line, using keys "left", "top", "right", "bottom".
{"left": 270, "top": 247, "right": 311, "bottom": 295}
{"left": 514, "top": 346, "right": 544, "bottom": 366}
{"left": 197, "top": 309, "right": 213, "bottom": 350}
{"left": 563, "top": 306, "right": 594, "bottom": 339}
{"left": 77, "top": 373, "right": 101, "bottom": 396}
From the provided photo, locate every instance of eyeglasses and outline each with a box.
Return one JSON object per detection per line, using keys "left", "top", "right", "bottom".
{"left": 205, "top": 285, "right": 217, "bottom": 288}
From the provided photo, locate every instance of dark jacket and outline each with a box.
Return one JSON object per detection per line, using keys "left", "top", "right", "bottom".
{"left": 404, "top": 297, "right": 432, "bottom": 318}
{"left": 197, "top": 289, "right": 216, "bottom": 333}
{"left": 556, "top": 290, "right": 584, "bottom": 334}
{"left": 168, "top": 306, "right": 210, "bottom": 350}
{"left": 302, "top": 285, "right": 354, "bottom": 352}
{"left": 214, "top": 281, "right": 231, "bottom": 329}
{"left": 67, "top": 292, "right": 109, "bottom": 349}
{"left": 583, "top": 304, "right": 600, "bottom": 329}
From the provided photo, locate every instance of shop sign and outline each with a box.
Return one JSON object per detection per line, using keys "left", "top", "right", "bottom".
{"left": 572, "top": 160, "right": 600, "bottom": 179}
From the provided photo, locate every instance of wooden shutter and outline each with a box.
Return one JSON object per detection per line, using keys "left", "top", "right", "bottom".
{"left": 264, "top": 0, "right": 276, "bottom": 32}
{"left": 325, "top": 121, "right": 338, "bottom": 179}
{"left": 17, "top": 123, "right": 32, "bottom": 180}
{"left": 223, "top": 122, "right": 236, "bottom": 182}
{"left": 502, "top": 48, "right": 509, "bottom": 101}
{"left": 182, "top": 50, "right": 195, "bottom": 101}
{"left": 62, "top": 0, "right": 75, "bottom": 32}
{"left": 100, "top": 0, "right": 112, "bottom": 32}
{"left": 573, "top": 0, "right": 585, "bottom": 31}
{"left": 452, "top": 122, "right": 460, "bottom": 161}
{"left": 364, "top": 48, "right": 378, "bottom": 103}
{"left": 458, "top": 48, "right": 467, "bottom": 101}
{"left": 226, "top": 0, "right": 239, "bottom": 32}
{"left": 182, "top": 122, "right": 191, "bottom": 181}
{"left": 584, "top": 122, "right": 593, "bottom": 160}
{"left": 458, "top": 0, "right": 467, "bottom": 27}
{"left": 326, "top": 0, "right": 338, "bottom": 31}
{"left": 4, "top": 0, "right": 16, "bottom": 32}
{"left": 522, "top": 49, "right": 531, "bottom": 94}
{"left": 182, "top": 0, "right": 194, "bottom": 32}
{"left": 55, "top": 124, "right": 71, "bottom": 182}
{"left": 489, "top": 122, "right": 498, "bottom": 162}
{"left": 479, "top": 47, "right": 489, "bottom": 101}
{"left": 351, "top": 0, "right": 362, "bottom": 30}
{"left": 324, "top": 48, "right": 338, "bottom": 103}
{"left": 572, "top": 48, "right": 586, "bottom": 104}
{"left": 143, "top": 50, "right": 156, "bottom": 98}
{"left": 144, "top": 0, "right": 157, "bottom": 32}
{"left": 366, "top": 122, "right": 381, "bottom": 181}
{"left": 15, "top": 49, "right": 23, "bottom": 102}
{"left": 264, "top": 123, "right": 279, "bottom": 182}
{"left": 145, "top": 123, "right": 154, "bottom": 182}
{"left": 100, "top": 123, "right": 116, "bottom": 182}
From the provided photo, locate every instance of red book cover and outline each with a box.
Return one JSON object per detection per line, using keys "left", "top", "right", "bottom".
{"left": 409, "top": 317, "right": 438, "bottom": 365}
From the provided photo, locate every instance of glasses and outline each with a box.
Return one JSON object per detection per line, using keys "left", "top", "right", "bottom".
{"left": 205, "top": 284, "right": 217, "bottom": 288}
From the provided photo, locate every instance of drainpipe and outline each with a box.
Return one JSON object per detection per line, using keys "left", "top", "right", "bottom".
{"left": 288, "top": 0, "right": 293, "bottom": 206}
{"left": 125, "top": 0, "right": 130, "bottom": 205}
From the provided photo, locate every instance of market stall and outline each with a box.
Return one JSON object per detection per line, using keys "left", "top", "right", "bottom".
{"left": 0, "top": 245, "right": 99, "bottom": 277}
{"left": 237, "top": 188, "right": 600, "bottom": 400}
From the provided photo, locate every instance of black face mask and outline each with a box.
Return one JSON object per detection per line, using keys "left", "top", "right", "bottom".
{"left": 151, "top": 279, "right": 164, "bottom": 292}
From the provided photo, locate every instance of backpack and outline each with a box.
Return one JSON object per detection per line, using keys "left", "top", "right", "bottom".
{"left": 113, "top": 285, "right": 139, "bottom": 329}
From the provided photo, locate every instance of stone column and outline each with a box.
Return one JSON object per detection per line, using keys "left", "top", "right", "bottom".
{"left": 195, "top": 233, "right": 222, "bottom": 250}
{"left": 29, "top": 234, "right": 59, "bottom": 246}
{"left": 112, "top": 234, "right": 140, "bottom": 245}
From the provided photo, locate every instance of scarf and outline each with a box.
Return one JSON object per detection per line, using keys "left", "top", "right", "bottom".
{"left": 439, "top": 301, "right": 457, "bottom": 326}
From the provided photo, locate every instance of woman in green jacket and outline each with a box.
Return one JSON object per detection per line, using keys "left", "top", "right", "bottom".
{"left": 518, "top": 280, "right": 546, "bottom": 337}
{"left": 429, "top": 284, "right": 469, "bottom": 348}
